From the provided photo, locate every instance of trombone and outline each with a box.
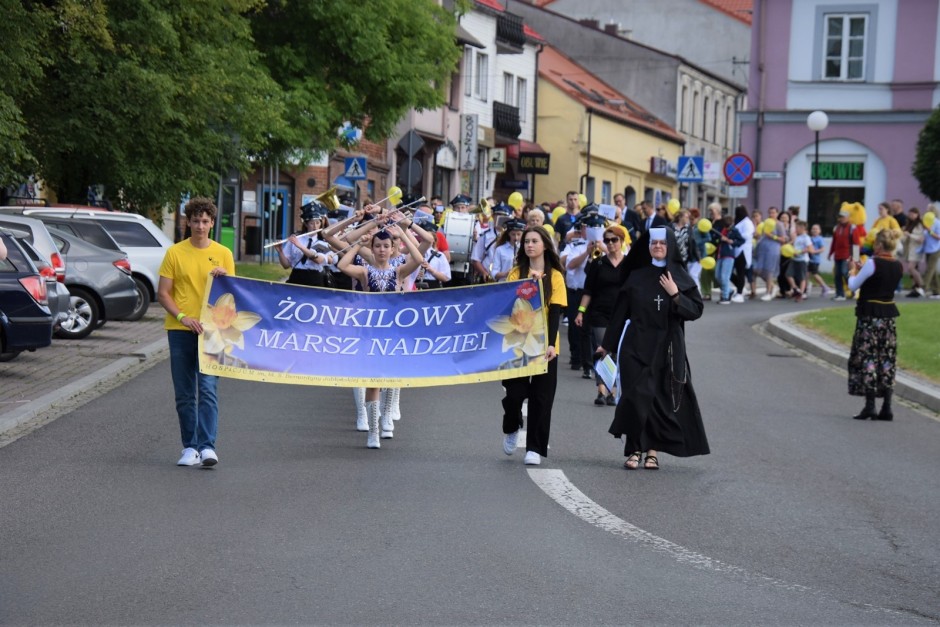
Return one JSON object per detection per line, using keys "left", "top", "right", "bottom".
{"left": 263, "top": 188, "right": 340, "bottom": 249}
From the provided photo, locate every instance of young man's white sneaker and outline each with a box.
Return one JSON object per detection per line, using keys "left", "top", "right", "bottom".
{"left": 200, "top": 448, "right": 218, "bottom": 467}
{"left": 731, "top": 293, "right": 745, "bottom": 303}
{"left": 523, "top": 451, "right": 541, "bottom": 465}
{"left": 176, "top": 448, "right": 201, "bottom": 466}
{"left": 760, "top": 293, "right": 774, "bottom": 301}
{"left": 503, "top": 430, "right": 519, "bottom": 455}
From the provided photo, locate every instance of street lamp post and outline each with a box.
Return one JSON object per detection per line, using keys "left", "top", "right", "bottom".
{"left": 806, "top": 111, "right": 829, "bottom": 216}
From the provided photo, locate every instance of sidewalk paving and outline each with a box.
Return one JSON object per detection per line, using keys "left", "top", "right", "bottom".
{"left": 0, "top": 304, "right": 168, "bottom": 440}
{"left": 1, "top": 303, "right": 937, "bottom": 442}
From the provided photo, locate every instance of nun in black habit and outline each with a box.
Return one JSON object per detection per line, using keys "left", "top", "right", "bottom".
{"left": 596, "top": 227, "right": 710, "bottom": 470}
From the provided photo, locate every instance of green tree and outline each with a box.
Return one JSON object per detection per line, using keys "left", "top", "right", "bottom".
{"left": 913, "top": 105, "right": 940, "bottom": 201}
{"left": 249, "top": 0, "right": 462, "bottom": 152}
{"left": 0, "top": 0, "right": 48, "bottom": 187}
{"left": 20, "top": 0, "right": 285, "bottom": 210}
{"left": 5, "top": 0, "right": 463, "bottom": 211}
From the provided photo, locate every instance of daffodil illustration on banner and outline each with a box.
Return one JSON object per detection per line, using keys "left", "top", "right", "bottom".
{"left": 200, "top": 292, "right": 261, "bottom": 367}
{"left": 196, "top": 275, "right": 547, "bottom": 387}
{"left": 485, "top": 280, "right": 548, "bottom": 369}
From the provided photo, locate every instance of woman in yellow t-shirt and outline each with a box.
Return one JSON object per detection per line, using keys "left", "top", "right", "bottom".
{"left": 501, "top": 226, "right": 567, "bottom": 466}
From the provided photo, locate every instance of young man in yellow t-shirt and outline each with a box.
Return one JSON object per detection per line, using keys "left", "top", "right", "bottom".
{"left": 157, "top": 197, "right": 235, "bottom": 467}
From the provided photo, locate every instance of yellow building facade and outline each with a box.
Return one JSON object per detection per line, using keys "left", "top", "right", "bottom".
{"left": 534, "top": 46, "right": 683, "bottom": 208}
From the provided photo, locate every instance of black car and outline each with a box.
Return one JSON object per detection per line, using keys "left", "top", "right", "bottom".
{"left": 48, "top": 229, "right": 138, "bottom": 340}
{"left": 0, "top": 231, "right": 53, "bottom": 361}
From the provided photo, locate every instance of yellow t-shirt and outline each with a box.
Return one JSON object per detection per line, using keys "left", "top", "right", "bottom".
{"left": 159, "top": 239, "right": 235, "bottom": 330}
{"left": 507, "top": 266, "right": 568, "bottom": 352}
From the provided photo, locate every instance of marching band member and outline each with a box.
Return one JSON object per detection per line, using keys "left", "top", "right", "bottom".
{"left": 501, "top": 226, "right": 567, "bottom": 466}
{"left": 491, "top": 218, "right": 526, "bottom": 282}
{"left": 409, "top": 219, "right": 451, "bottom": 289}
{"left": 273, "top": 203, "right": 334, "bottom": 287}
{"left": 560, "top": 216, "right": 597, "bottom": 378}
{"left": 337, "top": 223, "right": 427, "bottom": 449}
{"left": 470, "top": 202, "right": 505, "bottom": 283}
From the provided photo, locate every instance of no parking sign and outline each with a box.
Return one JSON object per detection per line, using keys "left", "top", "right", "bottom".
{"left": 723, "top": 153, "right": 754, "bottom": 186}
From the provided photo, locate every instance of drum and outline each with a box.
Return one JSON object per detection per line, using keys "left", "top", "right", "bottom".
{"left": 442, "top": 212, "right": 475, "bottom": 276}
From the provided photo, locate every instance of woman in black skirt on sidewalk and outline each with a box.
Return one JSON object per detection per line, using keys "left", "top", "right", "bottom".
{"left": 847, "top": 229, "right": 903, "bottom": 421}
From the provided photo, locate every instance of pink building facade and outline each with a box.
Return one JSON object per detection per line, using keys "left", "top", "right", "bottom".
{"left": 740, "top": 0, "right": 938, "bottom": 266}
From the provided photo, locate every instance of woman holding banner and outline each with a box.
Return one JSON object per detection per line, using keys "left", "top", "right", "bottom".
{"left": 501, "top": 226, "right": 567, "bottom": 466}
{"left": 338, "top": 223, "right": 428, "bottom": 449}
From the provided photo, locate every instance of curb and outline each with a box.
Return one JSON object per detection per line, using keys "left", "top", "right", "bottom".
{"left": 0, "top": 339, "right": 169, "bottom": 439}
{"left": 765, "top": 311, "right": 940, "bottom": 415}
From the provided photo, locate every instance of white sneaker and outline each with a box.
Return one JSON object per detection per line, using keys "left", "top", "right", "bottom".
{"left": 524, "top": 451, "right": 541, "bottom": 465}
{"left": 760, "top": 293, "right": 774, "bottom": 301}
{"left": 356, "top": 415, "right": 369, "bottom": 432}
{"left": 503, "top": 430, "right": 519, "bottom": 455}
{"left": 176, "top": 448, "right": 200, "bottom": 466}
{"left": 731, "top": 293, "right": 745, "bottom": 303}
{"left": 200, "top": 448, "right": 218, "bottom": 467}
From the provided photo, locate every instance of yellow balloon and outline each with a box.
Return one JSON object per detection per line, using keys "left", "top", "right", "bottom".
{"left": 578, "top": 194, "right": 588, "bottom": 209}
{"left": 697, "top": 218, "right": 712, "bottom": 234}
{"left": 704, "top": 242, "right": 716, "bottom": 256}
{"left": 781, "top": 243, "right": 795, "bottom": 258}
{"left": 924, "top": 212, "right": 936, "bottom": 229}
{"left": 388, "top": 186, "right": 402, "bottom": 205}
{"left": 699, "top": 256, "right": 716, "bottom": 270}
{"left": 551, "top": 207, "right": 566, "bottom": 224}
{"left": 541, "top": 224, "right": 555, "bottom": 240}
{"left": 667, "top": 198, "right": 681, "bottom": 217}
{"left": 762, "top": 218, "right": 776, "bottom": 235}
{"left": 508, "top": 192, "right": 524, "bottom": 211}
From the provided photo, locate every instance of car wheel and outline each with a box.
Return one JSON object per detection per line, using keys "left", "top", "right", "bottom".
{"left": 55, "top": 287, "right": 99, "bottom": 340}
{"left": 121, "top": 277, "right": 151, "bottom": 322}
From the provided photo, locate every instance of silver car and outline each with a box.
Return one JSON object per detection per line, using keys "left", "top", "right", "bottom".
{"left": 47, "top": 229, "right": 138, "bottom": 340}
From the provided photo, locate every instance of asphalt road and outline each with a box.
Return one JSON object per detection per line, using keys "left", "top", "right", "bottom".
{"left": 1, "top": 298, "right": 938, "bottom": 625}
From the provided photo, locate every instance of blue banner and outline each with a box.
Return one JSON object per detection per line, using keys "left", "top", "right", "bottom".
{"left": 197, "top": 276, "right": 549, "bottom": 387}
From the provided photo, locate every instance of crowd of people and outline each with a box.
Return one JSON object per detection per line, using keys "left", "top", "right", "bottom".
{"left": 158, "top": 191, "right": 938, "bottom": 469}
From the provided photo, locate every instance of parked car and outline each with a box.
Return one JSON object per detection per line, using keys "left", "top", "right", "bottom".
{"left": 0, "top": 214, "right": 67, "bottom": 283}
{"left": 14, "top": 235, "right": 70, "bottom": 328}
{"left": 0, "top": 231, "right": 53, "bottom": 361}
{"left": 47, "top": 229, "right": 138, "bottom": 339}
{"left": 16, "top": 214, "right": 150, "bottom": 321}
{"left": 21, "top": 208, "right": 171, "bottom": 321}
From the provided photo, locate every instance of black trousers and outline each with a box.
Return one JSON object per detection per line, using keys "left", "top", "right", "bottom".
{"left": 501, "top": 358, "right": 558, "bottom": 457}
{"left": 731, "top": 253, "right": 748, "bottom": 294}
{"left": 566, "top": 287, "right": 590, "bottom": 368}
{"left": 287, "top": 268, "right": 324, "bottom": 287}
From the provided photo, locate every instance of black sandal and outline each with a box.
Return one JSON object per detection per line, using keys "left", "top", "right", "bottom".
{"left": 644, "top": 455, "right": 659, "bottom": 470}
{"left": 624, "top": 452, "right": 641, "bottom": 470}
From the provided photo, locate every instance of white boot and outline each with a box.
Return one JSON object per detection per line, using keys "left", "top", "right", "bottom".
{"left": 380, "top": 387, "right": 394, "bottom": 439}
{"left": 354, "top": 387, "right": 368, "bottom": 431}
{"left": 366, "top": 400, "right": 380, "bottom": 449}
{"left": 389, "top": 387, "right": 401, "bottom": 422}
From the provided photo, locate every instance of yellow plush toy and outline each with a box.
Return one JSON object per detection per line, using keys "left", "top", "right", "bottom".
{"left": 842, "top": 201, "right": 867, "bottom": 226}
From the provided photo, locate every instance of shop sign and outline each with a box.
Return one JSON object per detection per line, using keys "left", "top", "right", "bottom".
{"left": 460, "top": 115, "right": 479, "bottom": 171}
{"left": 518, "top": 152, "right": 550, "bottom": 175}
{"left": 811, "top": 161, "right": 864, "bottom": 181}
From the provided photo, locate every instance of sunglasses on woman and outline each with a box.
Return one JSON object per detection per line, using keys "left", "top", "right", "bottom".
{"left": 603, "top": 237, "right": 620, "bottom": 244}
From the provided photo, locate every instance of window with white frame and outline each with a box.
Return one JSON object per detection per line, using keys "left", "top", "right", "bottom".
{"left": 517, "top": 77, "right": 527, "bottom": 122}
{"left": 475, "top": 52, "right": 489, "bottom": 101}
{"left": 503, "top": 73, "right": 514, "bottom": 104}
{"left": 601, "top": 181, "right": 612, "bottom": 205}
{"left": 464, "top": 47, "right": 473, "bottom": 97}
{"left": 823, "top": 13, "right": 867, "bottom": 81}
{"left": 680, "top": 85, "right": 688, "bottom": 132}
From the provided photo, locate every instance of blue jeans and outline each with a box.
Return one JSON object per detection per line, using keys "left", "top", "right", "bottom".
{"left": 717, "top": 257, "right": 734, "bottom": 300}
{"left": 167, "top": 330, "right": 219, "bottom": 451}
{"left": 833, "top": 259, "right": 849, "bottom": 297}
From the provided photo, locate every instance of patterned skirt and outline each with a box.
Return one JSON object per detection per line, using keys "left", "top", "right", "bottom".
{"left": 848, "top": 316, "right": 897, "bottom": 397}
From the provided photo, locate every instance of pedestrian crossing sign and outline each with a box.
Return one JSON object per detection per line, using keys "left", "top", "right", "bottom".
{"left": 677, "top": 156, "right": 704, "bottom": 182}
{"left": 344, "top": 157, "right": 367, "bottom": 180}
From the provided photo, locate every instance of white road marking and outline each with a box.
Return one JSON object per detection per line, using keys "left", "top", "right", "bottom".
{"left": 527, "top": 469, "right": 914, "bottom": 620}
